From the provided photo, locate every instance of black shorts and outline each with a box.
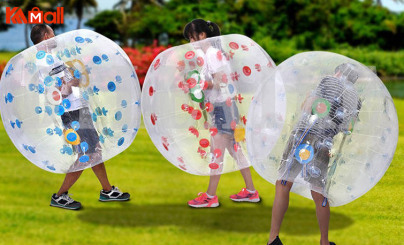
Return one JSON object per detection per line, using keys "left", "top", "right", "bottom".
{"left": 61, "top": 107, "right": 99, "bottom": 154}
{"left": 211, "top": 100, "right": 239, "bottom": 135}
{"left": 278, "top": 131, "right": 331, "bottom": 189}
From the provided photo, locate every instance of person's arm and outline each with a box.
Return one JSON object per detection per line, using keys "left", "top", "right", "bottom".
{"left": 60, "top": 68, "right": 80, "bottom": 98}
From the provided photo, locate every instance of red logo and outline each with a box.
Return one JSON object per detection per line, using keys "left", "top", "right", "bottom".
{"left": 6, "top": 7, "right": 64, "bottom": 24}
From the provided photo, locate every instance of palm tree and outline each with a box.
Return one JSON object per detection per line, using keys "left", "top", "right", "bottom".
{"left": 63, "top": 0, "right": 97, "bottom": 29}
{"left": 113, "top": 0, "right": 130, "bottom": 12}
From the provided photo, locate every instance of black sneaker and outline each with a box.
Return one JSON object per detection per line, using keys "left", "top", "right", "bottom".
{"left": 268, "top": 236, "right": 283, "bottom": 245}
{"left": 99, "top": 186, "right": 130, "bottom": 202}
{"left": 50, "top": 192, "right": 82, "bottom": 210}
{"left": 330, "top": 242, "right": 336, "bottom": 245}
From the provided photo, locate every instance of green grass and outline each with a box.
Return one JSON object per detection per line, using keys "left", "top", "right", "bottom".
{"left": 0, "top": 99, "right": 403, "bottom": 245}
{"left": 0, "top": 52, "right": 18, "bottom": 62}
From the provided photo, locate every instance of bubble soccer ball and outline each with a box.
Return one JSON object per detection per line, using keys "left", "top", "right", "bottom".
{"left": 0, "top": 29, "right": 141, "bottom": 173}
{"left": 246, "top": 51, "right": 398, "bottom": 206}
{"left": 142, "top": 34, "right": 282, "bottom": 175}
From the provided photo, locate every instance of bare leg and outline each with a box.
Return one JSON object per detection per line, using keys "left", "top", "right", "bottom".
{"left": 311, "top": 191, "right": 330, "bottom": 245}
{"left": 239, "top": 167, "right": 255, "bottom": 191}
{"left": 92, "top": 162, "right": 112, "bottom": 191}
{"left": 269, "top": 180, "right": 293, "bottom": 243}
{"left": 57, "top": 170, "right": 83, "bottom": 196}
{"left": 206, "top": 174, "right": 221, "bottom": 196}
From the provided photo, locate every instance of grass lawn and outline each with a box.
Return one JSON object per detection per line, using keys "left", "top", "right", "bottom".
{"left": 0, "top": 98, "right": 402, "bottom": 245}
{"left": 0, "top": 52, "right": 18, "bottom": 62}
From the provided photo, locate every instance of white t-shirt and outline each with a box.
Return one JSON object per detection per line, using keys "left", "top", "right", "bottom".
{"left": 37, "top": 52, "right": 85, "bottom": 111}
{"left": 201, "top": 46, "right": 234, "bottom": 104}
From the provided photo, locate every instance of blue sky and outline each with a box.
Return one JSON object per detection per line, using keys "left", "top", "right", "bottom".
{"left": 96, "top": 0, "right": 404, "bottom": 12}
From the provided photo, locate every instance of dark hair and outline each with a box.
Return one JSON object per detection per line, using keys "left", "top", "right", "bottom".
{"left": 183, "top": 19, "right": 221, "bottom": 41}
{"left": 30, "top": 24, "right": 52, "bottom": 45}
{"left": 335, "top": 63, "right": 359, "bottom": 83}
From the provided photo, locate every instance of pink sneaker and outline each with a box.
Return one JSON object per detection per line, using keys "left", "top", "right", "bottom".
{"left": 230, "top": 188, "right": 260, "bottom": 202}
{"left": 188, "top": 192, "right": 219, "bottom": 208}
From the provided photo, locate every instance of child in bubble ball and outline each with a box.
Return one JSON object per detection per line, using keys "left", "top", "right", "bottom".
{"left": 183, "top": 19, "right": 260, "bottom": 208}
{"left": 268, "top": 63, "right": 361, "bottom": 245}
{"left": 31, "top": 24, "right": 130, "bottom": 210}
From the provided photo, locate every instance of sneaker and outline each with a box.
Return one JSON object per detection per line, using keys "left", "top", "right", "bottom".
{"left": 330, "top": 242, "right": 336, "bottom": 245}
{"left": 230, "top": 188, "right": 260, "bottom": 202}
{"left": 268, "top": 236, "right": 283, "bottom": 245}
{"left": 99, "top": 186, "right": 130, "bottom": 202}
{"left": 188, "top": 192, "right": 219, "bottom": 208}
{"left": 50, "top": 192, "right": 82, "bottom": 210}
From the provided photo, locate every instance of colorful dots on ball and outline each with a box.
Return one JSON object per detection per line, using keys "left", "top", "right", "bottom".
{"left": 199, "top": 139, "right": 210, "bottom": 148}
{"left": 295, "top": 144, "right": 314, "bottom": 164}
{"left": 74, "top": 69, "right": 81, "bottom": 79}
{"left": 45, "top": 106, "right": 52, "bottom": 116}
{"left": 64, "top": 49, "right": 71, "bottom": 58}
{"left": 118, "top": 137, "right": 125, "bottom": 146}
{"left": 116, "top": 75, "right": 122, "bottom": 83}
{"left": 228, "top": 84, "right": 235, "bottom": 94}
{"left": 102, "top": 54, "right": 109, "bottom": 62}
{"left": 79, "top": 155, "right": 89, "bottom": 163}
{"left": 243, "top": 66, "right": 251, "bottom": 76}
{"left": 47, "top": 88, "right": 62, "bottom": 105}
{"left": 75, "top": 36, "right": 84, "bottom": 43}
{"left": 115, "top": 111, "right": 122, "bottom": 121}
{"left": 108, "top": 82, "right": 116, "bottom": 92}
{"left": 5, "top": 92, "right": 14, "bottom": 103}
{"left": 46, "top": 128, "right": 53, "bottom": 135}
{"left": 80, "top": 142, "right": 88, "bottom": 153}
{"left": 54, "top": 105, "right": 65, "bottom": 116}
{"left": 52, "top": 91, "right": 60, "bottom": 101}
{"left": 185, "top": 51, "right": 195, "bottom": 59}
{"left": 299, "top": 149, "right": 311, "bottom": 160}
{"left": 35, "top": 106, "right": 42, "bottom": 114}
{"left": 28, "top": 84, "right": 36, "bottom": 91}
{"left": 64, "top": 129, "right": 80, "bottom": 145}
{"left": 55, "top": 77, "right": 62, "bottom": 87}
{"left": 36, "top": 51, "right": 46, "bottom": 59}
{"left": 191, "top": 109, "right": 202, "bottom": 120}
{"left": 71, "top": 121, "right": 80, "bottom": 131}
{"left": 28, "top": 146, "right": 36, "bottom": 153}
{"left": 312, "top": 98, "right": 331, "bottom": 118}
{"left": 37, "top": 84, "right": 44, "bottom": 94}
{"left": 93, "top": 56, "right": 102, "bottom": 65}
{"left": 121, "top": 100, "right": 127, "bottom": 108}
{"left": 46, "top": 55, "right": 54, "bottom": 65}
{"left": 62, "top": 99, "right": 71, "bottom": 109}
{"left": 213, "top": 149, "right": 222, "bottom": 158}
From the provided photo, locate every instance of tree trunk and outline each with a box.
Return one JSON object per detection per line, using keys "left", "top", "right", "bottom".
{"left": 25, "top": 24, "right": 29, "bottom": 48}
{"left": 77, "top": 16, "right": 82, "bottom": 29}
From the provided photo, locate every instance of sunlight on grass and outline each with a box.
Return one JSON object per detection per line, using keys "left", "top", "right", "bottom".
{"left": 0, "top": 99, "right": 402, "bottom": 244}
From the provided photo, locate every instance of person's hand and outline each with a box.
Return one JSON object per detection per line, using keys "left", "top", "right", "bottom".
{"left": 70, "top": 78, "right": 80, "bottom": 87}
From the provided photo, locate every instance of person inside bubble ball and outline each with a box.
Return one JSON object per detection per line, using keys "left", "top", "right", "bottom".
{"left": 268, "top": 63, "right": 362, "bottom": 245}
{"left": 30, "top": 24, "right": 130, "bottom": 210}
{"left": 183, "top": 19, "right": 260, "bottom": 208}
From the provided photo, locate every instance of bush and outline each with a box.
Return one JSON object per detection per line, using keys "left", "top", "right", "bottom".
{"left": 123, "top": 41, "right": 170, "bottom": 87}
{"left": 0, "top": 61, "right": 7, "bottom": 78}
{"left": 254, "top": 36, "right": 404, "bottom": 77}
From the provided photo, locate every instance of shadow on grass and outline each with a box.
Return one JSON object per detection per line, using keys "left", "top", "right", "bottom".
{"left": 77, "top": 202, "right": 353, "bottom": 234}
